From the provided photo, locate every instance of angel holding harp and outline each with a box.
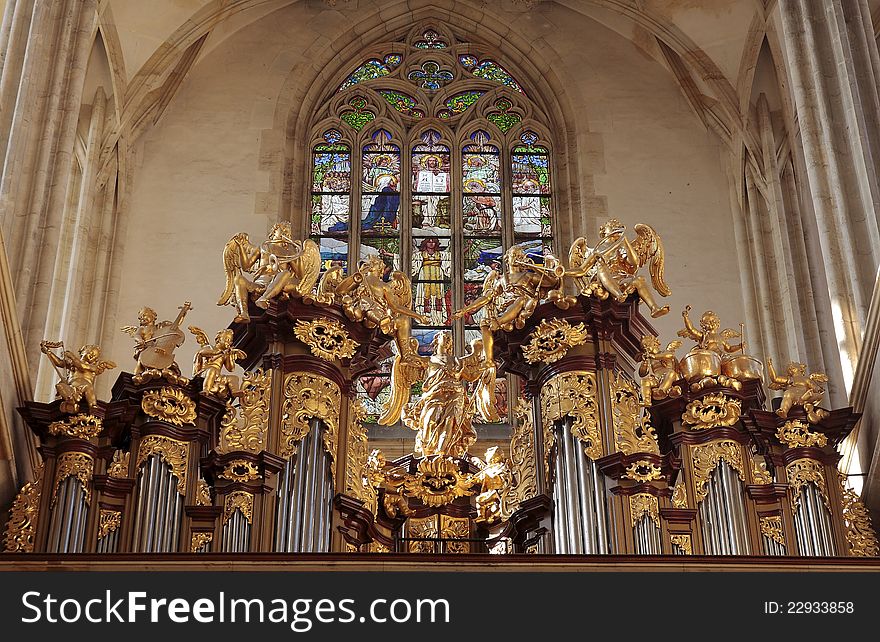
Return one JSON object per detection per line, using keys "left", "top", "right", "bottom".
{"left": 567, "top": 219, "right": 671, "bottom": 318}
{"left": 378, "top": 331, "right": 500, "bottom": 459}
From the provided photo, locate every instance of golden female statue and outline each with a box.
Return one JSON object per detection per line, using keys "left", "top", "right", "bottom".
{"left": 379, "top": 331, "right": 499, "bottom": 458}
{"left": 767, "top": 359, "right": 829, "bottom": 423}
{"left": 567, "top": 219, "right": 671, "bottom": 317}
{"left": 40, "top": 341, "right": 116, "bottom": 414}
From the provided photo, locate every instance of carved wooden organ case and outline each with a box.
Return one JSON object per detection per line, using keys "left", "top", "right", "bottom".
{"left": 4, "top": 295, "right": 878, "bottom": 557}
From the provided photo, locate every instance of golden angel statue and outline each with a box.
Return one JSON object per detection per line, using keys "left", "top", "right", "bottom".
{"left": 121, "top": 302, "right": 192, "bottom": 381}
{"left": 638, "top": 335, "right": 682, "bottom": 401}
{"left": 40, "top": 341, "right": 116, "bottom": 414}
{"left": 471, "top": 446, "right": 510, "bottom": 524}
{"left": 567, "top": 219, "right": 671, "bottom": 317}
{"left": 379, "top": 331, "right": 500, "bottom": 459}
{"left": 189, "top": 326, "right": 246, "bottom": 397}
{"left": 767, "top": 359, "right": 829, "bottom": 423}
{"left": 218, "top": 223, "right": 321, "bottom": 322}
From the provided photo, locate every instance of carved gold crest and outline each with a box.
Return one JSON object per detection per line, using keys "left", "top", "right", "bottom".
{"left": 141, "top": 387, "right": 197, "bottom": 426}
{"left": 625, "top": 460, "right": 662, "bottom": 482}
{"left": 294, "top": 318, "right": 359, "bottom": 361}
{"left": 219, "top": 459, "right": 260, "bottom": 482}
{"left": 48, "top": 413, "right": 103, "bottom": 439}
{"left": 681, "top": 393, "right": 741, "bottom": 430}
{"left": 402, "top": 456, "right": 476, "bottom": 507}
{"left": 776, "top": 419, "right": 828, "bottom": 449}
{"left": 522, "top": 318, "right": 589, "bottom": 364}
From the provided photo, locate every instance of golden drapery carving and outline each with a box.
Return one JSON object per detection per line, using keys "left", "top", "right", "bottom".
{"left": 691, "top": 440, "right": 745, "bottom": 504}
{"left": 776, "top": 419, "right": 828, "bottom": 449}
{"left": 2, "top": 464, "right": 43, "bottom": 552}
{"left": 681, "top": 393, "right": 741, "bottom": 430}
{"left": 786, "top": 458, "right": 829, "bottom": 512}
{"left": 223, "top": 491, "right": 254, "bottom": 525}
{"left": 219, "top": 369, "right": 271, "bottom": 454}
{"left": 759, "top": 515, "right": 785, "bottom": 547}
{"left": 294, "top": 318, "right": 359, "bottom": 361}
{"left": 838, "top": 474, "right": 879, "bottom": 557}
{"left": 541, "top": 371, "right": 601, "bottom": 481}
{"left": 141, "top": 387, "right": 197, "bottom": 426}
{"left": 670, "top": 534, "right": 692, "bottom": 554}
{"left": 629, "top": 493, "right": 660, "bottom": 528}
{"left": 191, "top": 532, "right": 213, "bottom": 552}
{"left": 48, "top": 413, "right": 103, "bottom": 439}
{"left": 502, "top": 398, "right": 538, "bottom": 515}
{"left": 280, "top": 373, "right": 340, "bottom": 486}
{"left": 98, "top": 510, "right": 122, "bottom": 540}
{"left": 521, "top": 318, "right": 589, "bottom": 364}
{"left": 135, "top": 435, "right": 189, "bottom": 495}
{"left": 52, "top": 452, "right": 94, "bottom": 507}
{"left": 610, "top": 372, "right": 658, "bottom": 455}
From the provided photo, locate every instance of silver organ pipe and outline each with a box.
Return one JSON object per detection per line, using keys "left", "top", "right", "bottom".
{"left": 699, "top": 461, "right": 749, "bottom": 555}
{"left": 46, "top": 477, "right": 88, "bottom": 553}
{"left": 131, "top": 455, "right": 183, "bottom": 553}
{"left": 793, "top": 484, "right": 835, "bottom": 556}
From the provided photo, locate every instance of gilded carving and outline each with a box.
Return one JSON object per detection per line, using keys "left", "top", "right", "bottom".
{"left": 472, "top": 447, "right": 509, "bottom": 524}
{"left": 838, "top": 474, "right": 879, "bottom": 557}
{"left": 691, "top": 440, "right": 745, "bottom": 504}
{"left": 767, "top": 359, "right": 829, "bottom": 423}
{"left": 2, "top": 465, "right": 43, "bottom": 553}
{"left": 671, "top": 480, "right": 688, "bottom": 508}
{"left": 408, "top": 516, "right": 438, "bottom": 554}
{"left": 625, "top": 460, "right": 662, "bottom": 483}
{"left": 48, "top": 413, "right": 103, "bottom": 439}
{"left": 521, "top": 318, "right": 589, "bottom": 364}
{"left": 40, "top": 341, "right": 115, "bottom": 414}
{"left": 219, "top": 459, "right": 260, "bottom": 482}
{"left": 197, "top": 479, "right": 212, "bottom": 506}
{"left": 440, "top": 515, "right": 470, "bottom": 554}
{"left": 681, "top": 393, "right": 741, "bottom": 430}
{"left": 776, "top": 419, "right": 828, "bottom": 449}
{"left": 141, "top": 387, "right": 196, "bottom": 426}
{"left": 223, "top": 491, "right": 254, "bottom": 525}
{"left": 294, "top": 318, "right": 359, "bottom": 361}
{"left": 610, "top": 372, "right": 659, "bottom": 455}
{"left": 107, "top": 450, "right": 129, "bottom": 478}
{"left": 502, "top": 399, "right": 538, "bottom": 514}
{"left": 345, "top": 399, "right": 377, "bottom": 515}
{"left": 402, "top": 456, "right": 476, "bottom": 507}
{"left": 786, "top": 458, "right": 829, "bottom": 511}
{"left": 759, "top": 515, "right": 785, "bottom": 547}
{"left": 629, "top": 493, "right": 660, "bottom": 528}
{"left": 97, "top": 510, "right": 122, "bottom": 540}
{"left": 218, "top": 369, "right": 271, "bottom": 454}
{"left": 670, "top": 534, "right": 692, "bottom": 555}
{"left": 52, "top": 452, "right": 94, "bottom": 507}
{"left": 121, "top": 302, "right": 192, "bottom": 384}
{"left": 280, "top": 373, "right": 340, "bottom": 485}
{"left": 135, "top": 435, "right": 189, "bottom": 495}
{"left": 191, "top": 532, "right": 213, "bottom": 552}
{"left": 751, "top": 456, "right": 773, "bottom": 484}
{"left": 541, "top": 371, "right": 601, "bottom": 481}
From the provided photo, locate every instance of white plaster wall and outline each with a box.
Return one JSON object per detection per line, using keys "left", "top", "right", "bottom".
{"left": 110, "top": 2, "right": 745, "bottom": 382}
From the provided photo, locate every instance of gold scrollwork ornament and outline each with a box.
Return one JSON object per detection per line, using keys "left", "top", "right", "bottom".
{"left": 218, "top": 369, "right": 271, "bottom": 454}
{"left": 786, "top": 458, "right": 829, "bottom": 511}
{"left": 541, "top": 371, "right": 602, "bottom": 482}
{"left": 107, "top": 450, "right": 129, "bottom": 478}
{"left": 219, "top": 459, "right": 261, "bottom": 482}
{"left": 223, "top": 491, "right": 254, "bottom": 525}
{"left": 625, "top": 460, "right": 662, "bottom": 482}
{"left": 135, "top": 435, "right": 189, "bottom": 495}
{"left": 98, "top": 510, "right": 122, "bottom": 540}
{"left": 197, "top": 479, "right": 213, "bottom": 507}
{"left": 671, "top": 480, "right": 688, "bottom": 508}
{"left": 48, "top": 413, "right": 103, "bottom": 439}
{"left": 521, "top": 318, "right": 589, "bottom": 364}
{"left": 838, "top": 473, "right": 879, "bottom": 557}
{"left": 681, "top": 393, "right": 741, "bottom": 430}
{"left": 2, "top": 465, "right": 43, "bottom": 553}
{"left": 629, "top": 493, "right": 660, "bottom": 528}
{"left": 191, "top": 532, "right": 213, "bottom": 552}
{"left": 141, "top": 387, "right": 197, "bottom": 426}
{"left": 670, "top": 534, "right": 692, "bottom": 554}
{"left": 294, "top": 318, "right": 359, "bottom": 361}
{"left": 52, "top": 452, "right": 94, "bottom": 507}
{"left": 776, "top": 419, "right": 828, "bottom": 449}
{"left": 402, "top": 456, "right": 476, "bottom": 507}
{"left": 759, "top": 515, "right": 785, "bottom": 547}
{"left": 610, "top": 372, "right": 659, "bottom": 455}
{"left": 691, "top": 440, "right": 745, "bottom": 504}
{"left": 502, "top": 399, "right": 538, "bottom": 514}
{"left": 280, "top": 373, "right": 340, "bottom": 485}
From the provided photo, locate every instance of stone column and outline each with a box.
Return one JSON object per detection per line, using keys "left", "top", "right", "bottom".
{"left": 778, "top": 0, "right": 880, "bottom": 388}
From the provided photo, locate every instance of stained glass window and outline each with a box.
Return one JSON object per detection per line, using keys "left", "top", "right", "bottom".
{"left": 314, "top": 29, "right": 552, "bottom": 435}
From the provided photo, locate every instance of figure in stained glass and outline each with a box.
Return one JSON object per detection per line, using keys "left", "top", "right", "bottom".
{"left": 412, "top": 236, "right": 451, "bottom": 325}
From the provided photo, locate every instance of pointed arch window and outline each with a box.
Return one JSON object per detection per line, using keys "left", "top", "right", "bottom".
{"left": 307, "top": 26, "right": 556, "bottom": 426}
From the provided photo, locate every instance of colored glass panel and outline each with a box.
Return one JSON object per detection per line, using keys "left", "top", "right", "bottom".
{"left": 411, "top": 195, "right": 450, "bottom": 235}
{"left": 311, "top": 194, "right": 350, "bottom": 235}
{"left": 459, "top": 55, "right": 523, "bottom": 93}
{"left": 360, "top": 195, "right": 400, "bottom": 236}
{"left": 338, "top": 55, "right": 401, "bottom": 91}
{"left": 444, "top": 91, "right": 483, "bottom": 115}
{"left": 378, "top": 90, "right": 424, "bottom": 118}
{"left": 312, "top": 150, "right": 350, "bottom": 192}
{"left": 315, "top": 237, "right": 349, "bottom": 272}
{"left": 411, "top": 151, "right": 451, "bottom": 191}
{"left": 462, "top": 195, "right": 502, "bottom": 235}
{"left": 463, "top": 283, "right": 490, "bottom": 326}
{"left": 407, "top": 61, "right": 454, "bottom": 91}
{"left": 411, "top": 236, "right": 452, "bottom": 280}
{"left": 411, "top": 280, "right": 453, "bottom": 326}
{"left": 512, "top": 196, "right": 552, "bottom": 237}
{"left": 462, "top": 151, "right": 500, "bottom": 192}
{"left": 412, "top": 329, "right": 445, "bottom": 356}
{"left": 414, "top": 30, "right": 447, "bottom": 49}
{"left": 360, "top": 236, "right": 401, "bottom": 273}
{"left": 511, "top": 153, "right": 551, "bottom": 194}
{"left": 463, "top": 237, "right": 503, "bottom": 277}
{"left": 361, "top": 150, "right": 401, "bottom": 190}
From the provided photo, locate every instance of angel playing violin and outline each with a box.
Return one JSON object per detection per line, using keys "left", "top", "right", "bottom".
{"left": 378, "top": 331, "right": 499, "bottom": 459}
{"left": 189, "top": 326, "right": 246, "bottom": 398}
{"left": 567, "top": 219, "right": 671, "bottom": 318}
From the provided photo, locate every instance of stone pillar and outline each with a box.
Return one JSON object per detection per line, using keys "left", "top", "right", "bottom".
{"left": 778, "top": 0, "right": 880, "bottom": 388}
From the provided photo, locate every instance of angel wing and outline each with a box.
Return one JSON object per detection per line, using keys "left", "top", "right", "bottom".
{"left": 458, "top": 339, "right": 501, "bottom": 423}
{"left": 567, "top": 237, "right": 591, "bottom": 271}
{"left": 316, "top": 266, "right": 345, "bottom": 302}
{"left": 295, "top": 238, "right": 322, "bottom": 296}
{"left": 385, "top": 271, "right": 412, "bottom": 309}
{"left": 120, "top": 325, "right": 137, "bottom": 337}
{"left": 188, "top": 325, "right": 210, "bottom": 347}
{"left": 720, "top": 328, "right": 741, "bottom": 339}
{"left": 218, "top": 234, "right": 256, "bottom": 305}
{"left": 665, "top": 340, "right": 682, "bottom": 351}
{"left": 377, "top": 350, "right": 427, "bottom": 426}
{"left": 632, "top": 224, "right": 671, "bottom": 297}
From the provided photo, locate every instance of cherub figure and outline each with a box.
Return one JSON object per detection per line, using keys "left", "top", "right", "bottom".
{"left": 471, "top": 446, "right": 510, "bottom": 525}
{"left": 677, "top": 306, "right": 743, "bottom": 389}
{"left": 40, "top": 341, "right": 116, "bottom": 414}
{"left": 121, "top": 302, "right": 192, "bottom": 380}
{"left": 379, "top": 331, "right": 499, "bottom": 458}
{"left": 567, "top": 219, "right": 671, "bottom": 317}
{"left": 638, "top": 335, "right": 682, "bottom": 402}
{"left": 189, "top": 327, "right": 245, "bottom": 398}
{"left": 366, "top": 449, "right": 411, "bottom": 519}
{"left": 767, "top": 359, "right": 829, "bottom": 423}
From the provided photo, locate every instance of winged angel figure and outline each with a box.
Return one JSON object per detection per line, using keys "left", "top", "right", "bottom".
{"left": 567, "top": 219, "right": 671, "bottom": 318}
{"left": 378, "top": 330, "right": 500, "bottom": 459}
{"left": 218, "top": 223, "right": 321, "bottom": 322}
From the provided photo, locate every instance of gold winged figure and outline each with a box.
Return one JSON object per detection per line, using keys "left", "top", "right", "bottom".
{"left": 218, "top": 223, "right": 321, "bottom": 322}
{"left": 766, "top": 359, "right": 829, "bottom": 423}
{"left": 379, "top": 330, "right": 500, "bottom": 459}
{"left": 40, "top": 341, "right": 116, "bottom": 414}
{"left": 189, "top": 326, "right": 246, "bottom": 398}
{"left": 638, "top": 335, "right": 682, "bottom": 402}
{"left": 567, "top": 219, "right": 671, "bottom": 317}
